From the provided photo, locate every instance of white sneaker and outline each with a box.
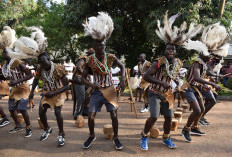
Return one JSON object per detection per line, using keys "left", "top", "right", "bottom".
{"left": 141, "top": 107, "right": 149, "bottom": 113}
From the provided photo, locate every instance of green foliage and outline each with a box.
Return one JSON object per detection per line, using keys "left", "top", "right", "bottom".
{"left": 1, "top": 0, "right": 232, "bottom": 67}
{"left": 218, "top": 82, "right": 232, "bottom": 96}
{"left": 38, "top": 79, "right": 44, "bottom": 89}
{"left": 0, "top": 0, "right": 82, "bottom": 63}
{"left": 226, "top": 77, "right": 232, "bottom": 89}
{"left": 64, "top": 0, "right": 232, "bottom": 68}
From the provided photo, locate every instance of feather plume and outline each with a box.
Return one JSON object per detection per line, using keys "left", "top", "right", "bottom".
{"left": 155, "top": 11, "right": 202, "bottom": 46}
{"left": 211, "top": 43, "right": 229, "bottom": 57}
{"left": 83, "top": 12, "right": 114, "bottom": 42}
{"left": 183, "top": 39, "right": 209, "bottom": 56}
{"left": 169, "top": 14, "right": 180, "bottom": 28}
{"left": 7, "top": 26, "right": 47, "bottom": 60}
{"left": 27, "top": 26, "right": 47, "bottom": 51}
{"left": 187, "top": 24, "right": 203, "bottom": 39}
{"left": 0, "top": 26, "right": 17, "bottom": 49}
{"left": 200, "top": 23, "right": 229, "bottom": 57}
{"left": 179, "top": 21, "right": 187, "bottom": 33}
{"left": 163, "top": 11, "right": 172, "bottom": 38}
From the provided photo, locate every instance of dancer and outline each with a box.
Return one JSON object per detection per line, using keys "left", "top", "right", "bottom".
{"left": 138, "top": 53, "right": 151, "bottom": 113}
{"left": 140, "top": 11, "right": 203, "bottom": 150}
{"left": 29, "top": 53, "right": 69, "bottom": 146}
{"left": 71, "top": 49, "right": 94, "bottom": 119}
{"left": 80, "top": 12, "right": 125, "bottom": 150}
{"left": 199, "top": 57, "right": 222, "bottom": 125}
{"left": 0, "top": 66, "right": 10, "bottom": 127}
{"left": 0, "top": 26, "right": 33, "bottom": 137}
{"left": 2, "top": 49, "right": 33, "bottom": 136}
{"left": 182, "top": 23, "right": 228, "bottom": 142}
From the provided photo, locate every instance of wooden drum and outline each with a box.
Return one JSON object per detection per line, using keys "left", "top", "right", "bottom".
{"left": 171, "top": 119, "right": 178, "bottom": 131}
{"left": 103, "top": 124, "right": 113, "bottom": 140}
{"left": 174, "top": 111, "right": 183, "bottom": 123}
{"left": 75, "top": 115, "right": 85, "bottom": 128}
{"left": 150, "top": 127, "right": 160, "bottom": 138}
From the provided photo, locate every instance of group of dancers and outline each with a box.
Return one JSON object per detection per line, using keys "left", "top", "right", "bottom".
{"left": 0, "top": 11, "right": 229, "bottom": 150}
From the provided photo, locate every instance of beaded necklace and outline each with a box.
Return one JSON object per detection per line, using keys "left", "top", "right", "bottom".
{"left": 165, "top": 58, "right": 179, "bottom": 80}
{"left": 41, "top": 61, "right": 55, "bottom": 83}
{"left": 92, "top": 53, "right": 110, "bottom": 75}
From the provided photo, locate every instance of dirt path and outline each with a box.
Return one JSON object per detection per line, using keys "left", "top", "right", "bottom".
{"left": 0, "top": 95, "right": 232, "bottom": 157}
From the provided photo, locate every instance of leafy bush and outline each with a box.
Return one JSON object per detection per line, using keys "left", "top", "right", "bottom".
{"left": 38, "top": 80, "right": 43, "bottom": 89}
{"left": 226, "top": 77, "right": 232, "bottom": 90}
{"left": 218, "top": 82, "right": 232, "bottom": 96}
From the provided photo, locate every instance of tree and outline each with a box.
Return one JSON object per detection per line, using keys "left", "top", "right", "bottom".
{"left": 64, "top": 0, "right": 232, "bottom": 68}
{"left": 0, "top": 0, "right": 82, "bottom": 63}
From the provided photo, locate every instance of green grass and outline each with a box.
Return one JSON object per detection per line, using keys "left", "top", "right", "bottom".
{"left": 218, "top": 82, "right": 232, "bottom": 96}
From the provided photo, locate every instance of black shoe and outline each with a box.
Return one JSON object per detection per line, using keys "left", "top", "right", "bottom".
{"left": 190, "top": 128, "right": 206, "bottom": 136}
{"left": 57, "top": 135, "right": 65, "bottom": 147}
{"left": 0, "top": 118, "right": 10, "bottom": 127}
{"left": 83, "top": 136, "right": 96, "bottom": 149}
{"left": 25, "top": 128, "right": 33, "bottom": 137}
{"left": 9, "top": 125, "right": 24, "bottom": 133}
{"left": 203, "top": 118, "right": 210, "bottom": 125}
{"left": 113, "top": 138, "right": 123, "bottom": 150}
{"left": 181, "top": 129, "right": 192, "bottom": 142}
{"left": 74, "top": 114, "right": 78, "bottom": 120}
{"left": 82, "top": 112, "right": 88, "bottom": 117}
{"left": 40, "top": 128, "right": 53, "bottom": 141}
{"left": 199, "top": 118, "right": 207, "bottom": 126}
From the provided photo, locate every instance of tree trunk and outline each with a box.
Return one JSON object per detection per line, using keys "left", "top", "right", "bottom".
{"left": 218, "top": 0, "right": 226, "bottom": 19}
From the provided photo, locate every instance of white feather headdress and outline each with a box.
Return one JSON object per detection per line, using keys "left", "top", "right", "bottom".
{"left": 201, "top": 23, "right": 229, "bottom": 57}
{"left": 184, "top": 23, "right": 229, "bottom": 57}
{"left": 0, "top": 26, "right": 17, "bottom": 50}
{"left": 155, "top": 11, "right": 203, "bottom": 46}
{"left": 83, "top": 12, "right": 114, "bottom": 42}
{"left": 7, "top": 26, "right": 47, "bottom": 60}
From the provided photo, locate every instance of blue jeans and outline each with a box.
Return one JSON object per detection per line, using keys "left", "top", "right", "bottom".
{"left": 89, "top": 90, "right": 116, "bottom": 112}
{"left": 223, "top": 77, "right": 229, "bottom": 87}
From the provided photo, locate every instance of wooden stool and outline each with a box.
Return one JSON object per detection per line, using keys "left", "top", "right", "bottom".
{"left": 182, "top": 104, "right": 189, "bottom": 113}
{"left": 75, "top": 116, "right": 85, "bottom": 128}
{"left": 176, "top": 107, "right": 184, "bottom": 113}
{"left": 174, "top": 111, "right": 183, "bottom": 123}
{"left": 103, "top": 124, "right": 113, "bottom": 140}
{"left": 38, "top": 118, "right": 44, "bottom": 129}
{"left": 17, "top": 113, "right": 24, "bottom": 124}
{"left": 171, "top": 119, "right": 178, "bottom": 131}
{"left": 150, "top": 127, "right": 160, "bottom": 138}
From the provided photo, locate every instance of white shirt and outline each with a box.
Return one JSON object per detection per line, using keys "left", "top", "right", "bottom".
{"left": 63, "top": 62, "right": 75, "bottom": 80}
{"left": 111, "top": 67, "right": 120, "bottom": 88}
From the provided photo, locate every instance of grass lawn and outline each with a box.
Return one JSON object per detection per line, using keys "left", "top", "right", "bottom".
{"left": 218, "top": 82, "right": 232, "bottom": 96}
